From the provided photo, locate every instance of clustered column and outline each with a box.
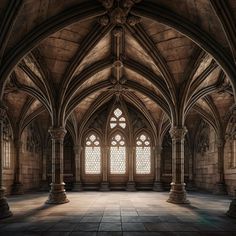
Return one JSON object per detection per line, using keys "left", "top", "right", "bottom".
{"left": 214, "top": 139, "right": 227, "bottom": 194}
{"left": 46, "top": 127, "right": 69, "bottom": 204}
{"left": 11, "top": 139, "right": 24, "bottom": 194}
{"left": 0, "top": 103, "right": 12, "bottom": 218}
{"left": 167, "top": 126, "right": 189, "bottom": 204}
{"left": 72, "top": 145, "right": 83, "bottom": 191}
{"left": 153, "top": 145, "right": 164, "bottom": 191}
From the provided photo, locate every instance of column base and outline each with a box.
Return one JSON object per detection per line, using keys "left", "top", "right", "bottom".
{"left": 11, "top": 182, "right": 24, "bottom": 195}
{"left": 0, "top": 187, "right": 12, "bottom": 219}
{"left": 167, "top": 183, "right": 190, "bottom": 204}
{"left": 100, "top": 182, "right": 110, "bottom": 191}
{"left": 40, "top": 180, "right": 49, "bottom": 191}
{"left": 186, "top": 180, "right": 197, "bottom": 191}
{"left": 153, "top": 181, "right": 164, "bottom": 191}
{"left": 46, "top": 183, "right": 69, "bottom": 204}
{"left": 72, "top": 181, "right": 83, "bottom": 191}
{"left": 126, "top": 181, "right": 136, "bottom": 191}
{"left": 214, "top": 182, "right": 227, "bottom": 195}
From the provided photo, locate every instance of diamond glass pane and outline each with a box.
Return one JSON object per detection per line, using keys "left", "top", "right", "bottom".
{"left": 110, "top": 134, "right": 126, "bottom": 174}
{"left": 136, "top": 146, "right": 151, "bottom": 174}
{"left": 85, "top": 147, "right": 101, "bottom": 174}
{"left": 136, "top": 134, "right": 151, "bottom": 174}
{"left": 85, "top": 134, "right": 101, "bottom": 174}
{"left": 110, "top": 146, "right": 126, "bottom": 174}
{"left": 114, "top": 108, "right": 122, "bottom": 117}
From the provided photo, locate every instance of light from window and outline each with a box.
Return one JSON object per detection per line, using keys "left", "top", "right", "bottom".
{"left": 85, "top": 134, "right": 101, "bottom": 174}
{"left": 110, "top": 134, "right": 126, "bottom": 174}
{"left": 110, "top": 108, "right": 126, "bottom": 129}
{"left": 136, "top": 133, "right": 151, "bottom": 174}
{"left": 3, "top": 122, "right": 11, "bottom": 169}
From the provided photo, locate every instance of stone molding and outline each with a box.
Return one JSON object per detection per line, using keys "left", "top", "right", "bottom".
{"left": 48, "top": 127, "right": 67, "bottom": 140}
{"left": 169, "top": 126, "right": 188, "bottom": 140}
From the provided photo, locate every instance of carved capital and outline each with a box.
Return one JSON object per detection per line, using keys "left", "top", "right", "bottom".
{"left": 169, "top": 126, "right": 187, "bottom": 140}
{"left": 217, "top": 138, "right": 225, "bottom": 148}
{"left": 112, "top": 26, "right": 123, "bottom": 37}
{"left": 49, "top": 127, "right": 66, "bottom": 141}
{"left": 73, "top": 145, "right": 82, "bottom": 154}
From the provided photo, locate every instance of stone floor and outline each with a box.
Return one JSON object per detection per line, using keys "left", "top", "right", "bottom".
{"left": 0, "top": 191, "right": 236, "bottom": 235}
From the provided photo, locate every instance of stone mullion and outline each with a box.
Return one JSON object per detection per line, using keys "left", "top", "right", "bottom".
{"left": 100, "top": 145, "right": 109, "bottom": 191}
{"left": 46, "top": 127, "right": 69, "bottom": 204}
{"left": 167, "top": 127, "right": 189, "bottom": 204}
{"left": 0, "top": 103, "right": 12, "bottom": 218}
{"left": 153, "top": 145, "right": 164, "bottom": 191}
{"left": 72, "top": 145, "right": 83, "bottom": 191}
{"left": 126, "top": 145, "right": 136, "bottom": 191}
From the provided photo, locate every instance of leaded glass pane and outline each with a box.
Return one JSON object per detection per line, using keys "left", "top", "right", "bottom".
{"left": 110, "top": 134, "right": 126, "bottom": 174}
{"left": 110, "top": 108, "right": 126, "bottom": 129}
{"left": 85, "top": 134, "right": 101, "bottom": 174}
{"left": 136, "top": 134, "right": 151, "bottom": 174}
{"left": 114, "top": 108, "right": 122, "bottom": 117}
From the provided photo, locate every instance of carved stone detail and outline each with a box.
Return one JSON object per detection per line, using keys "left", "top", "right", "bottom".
{"left": 169, "top": 126, "right": 187, "bottom": 140}
{"left": 98, "top": 0, "right": 142, "bottom": 26}
{"left": 49, "top": 127, "right": 67, "bottom": 140}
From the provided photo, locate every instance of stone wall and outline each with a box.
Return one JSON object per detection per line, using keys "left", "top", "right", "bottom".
{"left": 20, "top": 127, "right": 42, "bottom": 192}
{"left": 3, "top": 140, "right": 15, "bottom": 195}
{"left": 224, "top": 139, "right": 236, "bottom": 196}
{"left": 195, "top": 127, "right": 218, "bottom": 192}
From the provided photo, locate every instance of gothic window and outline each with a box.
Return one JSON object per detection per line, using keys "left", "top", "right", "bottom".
{"left": 136, "top": 133, "right": 151, "bottom": 174}
{"left": 110, "top": 134, "right": 126, "bottom": 174}
{"left": 85, "top": 134, "right": 101, "bottom": 174}
{"left": 110, "top": 108, "right": 126, "bottom": 129}
{"left": 3, "top": 121, "right": 11, "bottom": 169}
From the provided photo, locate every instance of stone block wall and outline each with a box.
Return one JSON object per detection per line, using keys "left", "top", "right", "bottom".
{"left": 224, "top": 139, "right": 236, "bottom": 196}
{"left": 195, "top": 127, "right": 218, "bottom": 191}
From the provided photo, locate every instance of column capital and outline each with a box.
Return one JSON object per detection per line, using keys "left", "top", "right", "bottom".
{"left": 48, "top": 127, "right": 66, "bottom": 140}
{"left": 73, "top": 145, "right": 82, "bottom": 154}
{"left": 217, "top": 138, "right": 225, "bottom": 148}
{"left": 169, "top": 126, "right": 187, "bottom": 140}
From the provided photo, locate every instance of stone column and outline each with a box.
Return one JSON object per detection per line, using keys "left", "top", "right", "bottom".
{"left": 46, "top": 127, "right": 69, "bottom": 204}
{"left": 126, "top": 146, "right": 136, "bottom": 191}
{"left": 40, "top": 148, "right": 49, "bottom": 191}
{"left": 167, "top": 126, "right": 189, "bottom": 204}
{"left": 72, "top": 145, "right": 83, "bottom": 191}
{"left": 100, "top": 145, "right": 109, "bottom": 191}
{"left": 11, "top": 139, "right": 24, "bottom": 194}
{"left": 153, "top": 145, "right": 164, "bottom": 191}
{"left": 214, "top": 139, "right": 227, "bottom": 194}
{"left": 0, "top": 103, "right": 12, "bottom": 218}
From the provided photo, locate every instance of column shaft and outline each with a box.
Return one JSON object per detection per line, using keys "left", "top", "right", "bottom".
{"left": 72, "top": 145, "right": 83, "bottom": 191}
{"left": 153, "top": 145, "right": 164, "bottom": 191}
{"left": 46, "top": 127, "right": 69, "bottom": 204}
{"left": 167, "top": 127, "right": 189, "bottom": 204}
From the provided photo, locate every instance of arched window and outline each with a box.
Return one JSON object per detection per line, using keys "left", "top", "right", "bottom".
{"left": 85, "top": 134, "right": 101, "bottom": 174}
{"left": 110, "top": 134, "right": 126, "bottom": 174}
{"left": 136, "top": 133, "right": 151, "bottom": 174}
{"left": 110, "top": 108, "right": 126, "bottom": 129}
{"left": 3, "top": 121, "right": 11, "bottom": 169}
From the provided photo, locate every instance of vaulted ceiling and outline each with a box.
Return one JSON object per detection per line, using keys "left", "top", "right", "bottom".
{"left": 0, "top": 0, "right": 235, "bottom": 141}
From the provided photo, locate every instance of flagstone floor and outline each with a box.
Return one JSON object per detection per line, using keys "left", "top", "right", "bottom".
{"left": 0, "top": 191, "right": 236, "bottom": 235}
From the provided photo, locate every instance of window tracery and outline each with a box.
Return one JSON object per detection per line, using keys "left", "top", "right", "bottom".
{"left": 85, "top": 134, "right": 101, "bottom": 174}
{"left": 110, "top": 108, "right": 126, "bottom": 129}
{"left": 136, "top": 133, "right": 151, "bottom": 174}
